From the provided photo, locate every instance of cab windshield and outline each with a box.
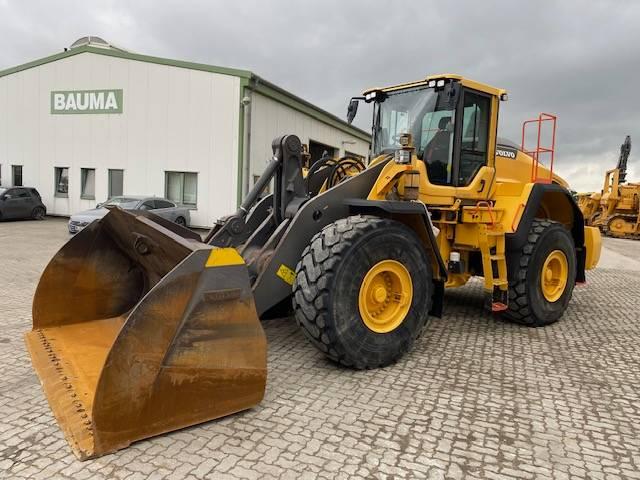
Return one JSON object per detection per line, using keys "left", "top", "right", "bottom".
{"left": 373, "top": 86, "right": 457, "bottom": 184}
{"left": 370, "top": 82, "right": 492, "bottom": 187}
{"left": 374, "top": 87, "right": 457, "bottom": 153}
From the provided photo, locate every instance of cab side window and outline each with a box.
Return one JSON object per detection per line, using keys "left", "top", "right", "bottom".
{"left": 140, "top": 200, "right": 156, "bottom": 211}
{"left": 459, "top": 92, "right": 490, "bottom": 185}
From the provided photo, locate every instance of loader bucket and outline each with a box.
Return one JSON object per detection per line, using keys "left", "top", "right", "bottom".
{"left": 24, "top": 208, "right": 267, "bottom": 460}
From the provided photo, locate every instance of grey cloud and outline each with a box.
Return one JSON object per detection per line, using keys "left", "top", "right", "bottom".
{"left": 2, "top": 0, "right": 639, "bottom": 191}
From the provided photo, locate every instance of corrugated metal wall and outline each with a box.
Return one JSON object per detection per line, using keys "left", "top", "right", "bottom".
{"left": 0, "top": 52, "right": 241, "bottom": 227}
{"left": 248, "top": 92, "right": 370, "bottom": 185}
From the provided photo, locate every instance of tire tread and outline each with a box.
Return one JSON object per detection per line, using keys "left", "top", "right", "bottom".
{"left": 503, "top": 219, "right": 570, "bottom": 326}
{"left": 292, "top": 215, "right": 429, "bottom": 369}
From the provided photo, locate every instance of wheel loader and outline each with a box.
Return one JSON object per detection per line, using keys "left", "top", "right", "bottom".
{"left": 578, "top": 135, "right": 640, "bottom": 238}
{"left": 25, "top": 74, "right": 601, "bottom": 460}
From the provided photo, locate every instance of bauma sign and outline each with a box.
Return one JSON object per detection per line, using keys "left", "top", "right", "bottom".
{"left": 50, "top": 89, "right": 123, "bottom": 114}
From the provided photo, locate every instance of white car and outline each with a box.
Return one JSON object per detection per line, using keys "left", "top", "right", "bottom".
{"left": 68, "top": 196, "right": 191, "bottom": 233}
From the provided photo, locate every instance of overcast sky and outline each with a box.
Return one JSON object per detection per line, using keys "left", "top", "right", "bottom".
{"left": 1, "top": 0, "right": 639, "bottom": 191}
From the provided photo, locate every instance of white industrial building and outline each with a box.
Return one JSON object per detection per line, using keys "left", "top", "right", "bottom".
{"left": 0, "top": 37, "right": 370, "bottom": 227}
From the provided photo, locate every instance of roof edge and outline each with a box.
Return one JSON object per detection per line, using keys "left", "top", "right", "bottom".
{"left": 0, "top": 45, "right": 253, "bottom": 80}
{"left": 251, "top": 76, "right": 371, "bottom": 142}
{"left": 364, "top": 73, "right": 507, "bottom": 97}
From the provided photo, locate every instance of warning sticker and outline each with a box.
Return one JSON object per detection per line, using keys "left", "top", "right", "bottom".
{"left": 276, "top": 264, "right": 296, "bottom": 285}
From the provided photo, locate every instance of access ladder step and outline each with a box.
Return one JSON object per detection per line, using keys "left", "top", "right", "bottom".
{"left": 491, "top": 302, "right": 508, "bottom": 312}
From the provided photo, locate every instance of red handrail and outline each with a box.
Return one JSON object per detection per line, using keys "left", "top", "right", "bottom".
{"left": 521, "top": 113, "right": 557, "bottom": 184}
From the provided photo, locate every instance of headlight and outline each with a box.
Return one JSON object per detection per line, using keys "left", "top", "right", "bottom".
{"left": 364, "top": 90, "right": 386, "bottom": 103}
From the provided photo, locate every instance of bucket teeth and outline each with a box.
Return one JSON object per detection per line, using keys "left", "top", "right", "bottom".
{"left": 25, "top": 328, "right": 97, "bottom": 459}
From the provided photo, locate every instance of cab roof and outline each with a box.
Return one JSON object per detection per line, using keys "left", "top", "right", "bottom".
{"left": 363, "top": 74, "right": 507, "bottom": 97}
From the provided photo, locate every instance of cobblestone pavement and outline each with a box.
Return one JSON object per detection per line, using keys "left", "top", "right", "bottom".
{"left": 1, "top": 218, "right": 639, "bottom": 479}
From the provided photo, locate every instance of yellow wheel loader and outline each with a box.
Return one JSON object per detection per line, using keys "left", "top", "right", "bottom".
{"left": 578, "top": 136, "right": 640, "bottom": 238}
{"left": 26, "top": 74, "right": 601, "bottom": 460}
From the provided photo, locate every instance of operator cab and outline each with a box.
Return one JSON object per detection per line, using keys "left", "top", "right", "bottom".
{"left": 348, "top": 75, "right": 506, "bottom": 189}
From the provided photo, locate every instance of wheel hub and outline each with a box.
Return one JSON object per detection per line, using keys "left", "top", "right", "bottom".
{"left": 358, "top": 260, "right": 413, "bottom": 333}
{"left": 372, "top": 286, "right": 388, "bottom": 303}
{"left": 540, "top": 250, "right": 568, "bottom": 302}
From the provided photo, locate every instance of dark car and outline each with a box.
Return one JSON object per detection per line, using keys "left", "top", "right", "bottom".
{"left": 0, "top": 187, "right": 46, "bottom": 220}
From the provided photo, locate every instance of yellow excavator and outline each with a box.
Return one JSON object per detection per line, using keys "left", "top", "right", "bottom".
{"left": 25, "top": 74, "right": 601, "bottom": 460}
{"left": 578, "top": 136, "right": 640, "bottom": 238}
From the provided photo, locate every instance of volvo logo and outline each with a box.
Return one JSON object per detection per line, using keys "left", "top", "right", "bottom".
{"left": 496, "top": 147, "right": 517, "bottom": 159}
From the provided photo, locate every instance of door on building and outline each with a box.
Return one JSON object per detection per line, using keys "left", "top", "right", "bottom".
{"left": 308, "top": 140, "right": 337, "bottom": 166}
{"left": 108, "top": 169, "right": 124, "bottom": 198}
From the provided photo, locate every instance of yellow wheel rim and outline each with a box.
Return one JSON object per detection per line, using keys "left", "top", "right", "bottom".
{"left": 540, "top": 250, "right": 568, "bottom": 302}
{"left": 358, "top": 260, "right": 413, "bottom": 333}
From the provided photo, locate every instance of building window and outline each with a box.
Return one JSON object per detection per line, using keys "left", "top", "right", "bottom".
{"left": 108, "top": 169, "right": 124, "bottom": 198}
{"left": 12, "top": 165, "right": 23, "bottom": 187}
{"left": 54, "top": 167, "right": 69, "bottom": 197}
{"left": 165, "top": 171, "right": 197, "bottom": 207}
{"left": 81, "top": 168, "right": 96, "bottom": 199}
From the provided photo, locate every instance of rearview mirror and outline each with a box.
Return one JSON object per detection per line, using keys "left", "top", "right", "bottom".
{"left": 347, "top": 98, "right": 360, "bottom": 125}
{"left": 3, "top": 194, "right": 12, "bottom": 200}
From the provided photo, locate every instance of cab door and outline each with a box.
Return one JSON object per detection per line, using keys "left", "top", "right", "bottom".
{"left": 418, "top": 87, "right": 498, "bottom": 205}
{"left": 454, "top": 89, "right": 494, "bottom": 195}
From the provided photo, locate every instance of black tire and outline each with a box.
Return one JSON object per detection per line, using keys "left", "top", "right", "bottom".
{"left": 31, "top": 207, "right": 45, "bottom": 220}
{"left": 175, "top": 216, "right": 186, "bottom": 227}
{"left": 502, "top": 219, "right": 576, "bottom": 327}
{"left": 293, "top": 215, "right": 433, "bottom": 369}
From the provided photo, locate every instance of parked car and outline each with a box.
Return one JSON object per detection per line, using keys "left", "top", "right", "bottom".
{"left": 0, "top": 187, "right": 46, "bottom": 221}
{"left": 68, "top": 196, "right": 190, "bottom": 233}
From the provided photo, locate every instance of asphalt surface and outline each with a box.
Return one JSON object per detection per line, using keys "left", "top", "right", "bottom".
{"left": 1, "top": 217, "right": 639, "bottom": 479}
